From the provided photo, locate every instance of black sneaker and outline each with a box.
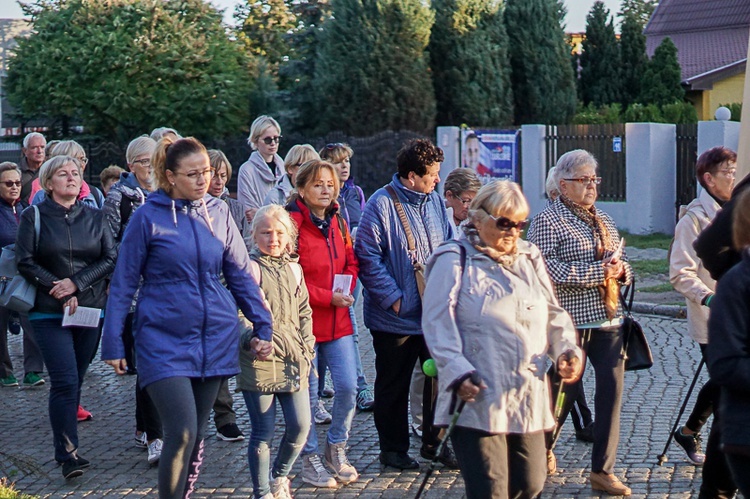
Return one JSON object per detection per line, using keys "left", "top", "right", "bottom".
{"left": 62, "top": 458, "right": 86, "bottom": 479}
{"left": 216, "top": 423, "right": 245, "bottom": 442}
{"left": 575, "top": 422, "right": 595, "bottom": 443}
{"left": 673, "top": 426, "right": 705, "bottom": 465}
{"left": 8, "top": 317, "right": 20, "bottom": 335}
{"left": 379, "top": 451, "right": 419, "bottom": 470}
{"left": 420, "top": 444, "right": 459, "bottom": 469}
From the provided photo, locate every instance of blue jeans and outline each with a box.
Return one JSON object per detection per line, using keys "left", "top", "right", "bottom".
{"left": 32, "top": 318, "right": 101, "bottom": 462}
{"left": 304, "top": 334, "right": 358, "bottom": 455}
{"left": 243, "top": 389, "right": 311, "bottom": 498}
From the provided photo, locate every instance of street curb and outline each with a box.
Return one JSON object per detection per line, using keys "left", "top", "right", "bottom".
{"left": 632, "top": 301, "right": 687, "bottom": 319}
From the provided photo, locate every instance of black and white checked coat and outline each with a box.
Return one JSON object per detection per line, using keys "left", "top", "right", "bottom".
{"left": 527, "top": 198, "right": 633, "bottom": 326}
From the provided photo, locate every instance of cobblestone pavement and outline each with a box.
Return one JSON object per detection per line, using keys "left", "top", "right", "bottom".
{"left": 1, "top": 307, "right": 711, "bottom": 498}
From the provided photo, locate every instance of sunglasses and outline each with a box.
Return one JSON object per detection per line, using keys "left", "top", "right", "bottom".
{"left": 262, "top": 136, "right": 282, "bottom": 145}
{"left": 484, "top": 210, "right": 529, "bottom": 231}
{"left": 2, "top": 181, "right": 21, "bottom": 188}
{"left": 326, "top": 143, "right": 345, "bottom": 149}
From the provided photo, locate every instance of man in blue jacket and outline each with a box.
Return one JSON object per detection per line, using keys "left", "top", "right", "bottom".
{"left": 355, "top": 139, "right": 456, "bottom": 469}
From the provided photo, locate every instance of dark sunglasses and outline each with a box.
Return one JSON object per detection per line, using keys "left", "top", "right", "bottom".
{"left": 2, "top": 181, "right": 21, "bottom": 188}
{"left": 262, "top": 136, "right": 282, "bottom": 145}
{"left": 484, "top": 211, "right": 529, "bottom": 231}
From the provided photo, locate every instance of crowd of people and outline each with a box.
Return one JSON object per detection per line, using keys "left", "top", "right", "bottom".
{"left": 1, "top": 119, "right": 750, "bottom": 499}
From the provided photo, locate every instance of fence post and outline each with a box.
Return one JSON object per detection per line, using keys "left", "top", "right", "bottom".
{"left": 603, "top": 123, "right": 676, "bottom": 235}
{"left": 697, "top": 120, "right": 740, "bottom": 156}
{"left": 436, "top": 126, "right": 460, "bottom": 196}
{"left": 521, "top": 125, "right": 547, "bottom": 218}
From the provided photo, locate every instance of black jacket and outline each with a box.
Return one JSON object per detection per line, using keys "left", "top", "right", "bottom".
{"left": 16, "top": 197, "right": 116, "bottom": 313}
{"left": 694, "top": 173, "right": 750, "bottom": 281}
{"left": 707, "top": 249, "right": 750, "bottom": 451}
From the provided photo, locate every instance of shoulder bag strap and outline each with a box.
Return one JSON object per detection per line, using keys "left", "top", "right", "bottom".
{"left": 385, "top": 185, "right": 417, "bottom": 259}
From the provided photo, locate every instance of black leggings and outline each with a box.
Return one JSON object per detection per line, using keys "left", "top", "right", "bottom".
{"left": 146, "top": 376, "right": 223, "bottom": 499}
{"left": 685, "top": 344, "right": 717, "bottom": 433}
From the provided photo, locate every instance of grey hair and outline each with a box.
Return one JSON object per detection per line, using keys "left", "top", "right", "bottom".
{"left": 0, "top": 162, "right": 22, "bottom": 178}
{"left": 444, "top": 168, "right": 482, "bottom": 197}
{"left": 23, "top": 132, "right": 46, "bottom": 148}
{"left": 49, "top": 140, "right": 85, "bottom": 160}
{"left": 150, "top": 127, "right": 181, "bottom": 141}
{"left": 248, "top": 115, "right": 281, "bottom": 150}
{"left": 251, "top": 203, "right": 298, "bottom": 255}
{"left": 126, "top": 135, "right": 157, "bottom": 164}
{"left": 554, "top": 149, "right": 598, "bottom": 179}
{"left": 39, "top": 156, "right": 83, "bottom": 195}
{"left": 545, "top": 166, "right": 560, "bottom": 199}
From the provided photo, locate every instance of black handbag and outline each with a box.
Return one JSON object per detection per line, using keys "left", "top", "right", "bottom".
{"left": 620, "top": 281, "right": 653, "bottom": 371}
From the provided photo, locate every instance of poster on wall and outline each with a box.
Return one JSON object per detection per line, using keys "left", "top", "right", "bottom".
{"left": 461, "top": 129, "right": 519, "bottom": 183}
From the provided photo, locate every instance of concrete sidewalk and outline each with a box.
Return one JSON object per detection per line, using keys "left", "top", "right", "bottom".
{"left": 1, "top": 308, "right": 708, "bottom": 498}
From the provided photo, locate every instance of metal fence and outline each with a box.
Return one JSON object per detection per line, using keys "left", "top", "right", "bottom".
{"left": 545, "top": 124, "right": 627, "bottom": 202}
{"left": 675, "top": 123, "right": 698, "bottom": 217}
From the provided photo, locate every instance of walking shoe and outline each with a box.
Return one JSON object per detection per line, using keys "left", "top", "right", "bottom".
{"left": 324, "top": 441, "right": 358, "bottom": 484}
{"left": 74, "top": 455, "right": 90, "bottom": 469}
{"left": 216, "top": 422, "right": 245, "bottom": 442}
{"left": 301, "top": 454, "right": 337, "bottom": 488}
{"left": 356, "top": 386, "right": 375, "bottom": 411}
{"left": 379, "top": 451, "right": 419, "bottom": 470}
{"left": 314, "top": 399, "right": 332, "bottom": 424}
{"left": 575, "top": 421, "right": 595, "bottom": 443}
{"left": 147, "top": 438, "right": 163, "bottom": 465}
{"left": 270, "top": 474, "right": 293, "bottom": 498}
{"left": 420, "top": 444, "right": 459, "bottom": 469}
{"left": 590, "top": 471, "right": 631, "bottom": 496}
{"left": 22, "top": 372, "right": 45, "bottom": 387}
{"left": 546, "top": 450, "right": 557, "bottom": 475}
{"left": 673, "top": 426, "right": 706, "bottom": 465}
{"left": 77, "top": 405, "right": 93, "bottom": 422}
{"left": 320, "top": 374, "right": 335, "bottom": 398}
{"left": 62, "top": 457, "right": 86, "bottom": 480}
{"left": 134, "top": 431, "right": 148, "bottom": 449}
{"left": 0, "top": 375, "right": 18, "bottom": 387}
{"left": 8, "top": 317, "right": 20, "bottom": 335}
{"left": 411, "top": 423, "right": 423, "bottom": 438}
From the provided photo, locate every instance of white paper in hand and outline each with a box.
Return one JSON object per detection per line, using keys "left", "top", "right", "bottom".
{"left": 332, "top": 274, "right": 353, "bottom": 297}
{"left": 62, "top": 306, "right": 102, "bottom": 328}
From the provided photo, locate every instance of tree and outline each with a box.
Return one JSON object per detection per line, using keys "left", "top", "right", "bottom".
{"left": 579, "top": 1, "right": 621, "bottom": 106}
{"left": 235, "top": 0, "right": 296, "bottom": 73}
{"left": 504, "top": 0, "right": 577, "bottom": 125}
{"left": 313, "top": 0, "right": 437, "bottom": 135}
{"left": 6, "top": 0, "right": 251, "bottom": 142}
{"left": 619, "top": 11, "right": 648, "bottom": 107}
{"left": 639, "top": 37, "right": 684, "bottom": 106}
{"left": 618, "top": 0, "right": 658, "bottom": 27}
{"left": 428, "top": 0, "right": 513, "bottom": 126}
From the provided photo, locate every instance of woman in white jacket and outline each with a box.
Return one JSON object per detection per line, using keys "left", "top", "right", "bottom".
{"left": 669, "top": 146, "right": 736, "bottom": 467}
{"left": 422, "top": 181, "right": 582, "bottom": 499}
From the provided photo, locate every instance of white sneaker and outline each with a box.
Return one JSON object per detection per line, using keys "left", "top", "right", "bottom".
{"left": 314, "top": 400, "right": 332, "bottom": 425}
{"left": 270, "top": 475, "right": 293, "bottom": 498}
{"left": 324, "top": 441, "right": 358, "bottom": 484}
{"left": 134, "top": 431, "right": 148, "bottom": 449}
{"left": 147, "top": 438, "right": 163, "bottom": 465}
{"left": 301, "top": 454, "right": 336, "bottom": 488}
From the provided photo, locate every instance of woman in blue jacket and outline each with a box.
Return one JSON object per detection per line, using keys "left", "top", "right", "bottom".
{"left": 102, "top": 137, "right": 273, "bottom": 499}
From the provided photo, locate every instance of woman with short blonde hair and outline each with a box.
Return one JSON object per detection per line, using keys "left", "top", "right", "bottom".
{"left": 238, "top": 115, "right": 285, "bottom": 219}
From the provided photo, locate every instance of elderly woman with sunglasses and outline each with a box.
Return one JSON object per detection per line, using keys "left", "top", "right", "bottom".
{"left": 237, "top": 115, "right": 285, "bottom": 222}
{"left": 527, "top": 149, "right": 633, "bottom": 496}
{"left": 422, "top": 180, "right": 582, "bottom": 499}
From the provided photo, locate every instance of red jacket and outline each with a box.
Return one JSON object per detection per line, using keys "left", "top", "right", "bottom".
{"left": 288, "top": 199, "right": 359, "bottom": 343}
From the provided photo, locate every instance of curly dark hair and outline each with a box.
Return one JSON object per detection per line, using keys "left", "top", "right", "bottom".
{"left": 397, "top": 139, "right": 444, "bottom": 178}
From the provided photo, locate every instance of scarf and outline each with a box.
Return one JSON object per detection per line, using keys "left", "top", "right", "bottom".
{"left": 560, "top": 195, "right": 620, "bottom": 319}
{"left": 463, "top": 223, "right": 519, "bottom": 267}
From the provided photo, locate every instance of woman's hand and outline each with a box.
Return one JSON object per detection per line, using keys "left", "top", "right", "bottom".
{"left": 64, "top": 296, "right": 78, "bottom": 315}
{"left": 50, "top": 278, "right": 78, "bottom": 300}
{"left": 557, "top": 349, "right": 583, "bottom": 383}
{"left": 245, "top": 208, "right": 258, "bottom": 223}
{"left": 106, "top": 359, "right": 128, "bottom": 375}
{"left": 249, "top": 337, "right": 273, "bottom": 360}
{"left": 603, "top": 260, "right": 624, "bottom": 280}
{"left": 331, "top": 292, "right": 354, "bottom": 308}
{"left": 457, "top": 376, "right": 487, "bottom": 403}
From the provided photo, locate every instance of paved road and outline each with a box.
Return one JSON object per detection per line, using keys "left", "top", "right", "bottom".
{"left": 1, "top": 309, "right": 710, "bottom": 498}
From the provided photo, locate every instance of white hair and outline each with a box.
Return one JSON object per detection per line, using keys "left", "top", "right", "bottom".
{"left": 23, "top": 132, "right": 46, "bottom": 148}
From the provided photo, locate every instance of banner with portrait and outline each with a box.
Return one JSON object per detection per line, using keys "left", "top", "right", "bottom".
{"left": 461, "top": 129, "right": 519, "bottom": 183}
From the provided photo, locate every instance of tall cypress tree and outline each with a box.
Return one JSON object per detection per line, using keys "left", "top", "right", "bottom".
{"left": 639, "top": 37, "right": 684, "bottom": 105}
{"left": 580, "top": 1, "right": 621, "bottom": 106}
{"left": 429, "top": 0, "right": 513, "bottom": 126}
{"left": 504, "top": 0, "right": 576, "bottom": 125}
{"left": 313, "top": 0, "right": 436, "bottom": 135}
{"left": 619, "top": 12, "right": 648, "bottom": 107}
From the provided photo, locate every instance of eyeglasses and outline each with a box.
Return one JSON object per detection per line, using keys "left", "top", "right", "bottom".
{"left": 262, "top": 136, "right": 282, "bottom": 145}
{"left": 717, "top": 168, "right": 737, "bottom": 178}
{"left": 564, "top": 176, "right": 601, "bottom": 186}
{"left": 1, "top": 181, "right": 21, "bottom": 188}
{"left": 449, "top": 191, "right": 473, "bottom": 206}
{"left": 326, "top": 143, "right": 345, "bottom": 150}
{"left": 174, "top": 168, "right": 215, "bottom": 180}
{"left": 132, "top": 158, "right": 151, "bottom": 167}
{"left": 77, "top": 157, "right": 89, "bottom": 166}
{"left": 483, "top": 210, "right": 529, "bottom": 232}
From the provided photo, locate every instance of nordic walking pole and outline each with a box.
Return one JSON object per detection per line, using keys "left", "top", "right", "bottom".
{"left": 415, "top": 361, "right": 482, "bottom": 499}
{"left": 657, "top": 358, "right": 705, "bottom": 465}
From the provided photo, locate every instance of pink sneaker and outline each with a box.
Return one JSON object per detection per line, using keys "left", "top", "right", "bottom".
{"left": 77, "top": 405, "right": 92, "bottom": 422}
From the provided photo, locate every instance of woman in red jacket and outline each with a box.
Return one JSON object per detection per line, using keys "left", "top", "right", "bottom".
{"left": 286, "top": 159, "right": 360, "bottom": 489}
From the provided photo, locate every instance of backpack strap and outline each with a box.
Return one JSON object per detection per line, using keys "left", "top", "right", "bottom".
{"left": 335, "top": 213, "right": 352, "bottom": 247}
{"left": 289, "top": 262, "right": 303, "bottom": 287}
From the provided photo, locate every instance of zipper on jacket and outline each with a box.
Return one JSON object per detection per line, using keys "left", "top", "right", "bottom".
{"left": 189, "top": 210, "right": 209, "bottom": 379}
{"left": 324, "top": 231, "right": 337, "bottom": 341}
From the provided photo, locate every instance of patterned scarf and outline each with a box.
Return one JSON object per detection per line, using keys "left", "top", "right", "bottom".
{"left": 560, "top": 195, "right": 620, "bottom": 319}
{"left": 463, "top": 223, "right": 519, "bottom": 267}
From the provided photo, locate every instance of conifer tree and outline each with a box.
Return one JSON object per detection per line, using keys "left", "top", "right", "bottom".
{"left": 639, "top": 37, "right": 684, "bottom": 106}
{"left": 313, "top": 0, "right": 436, "bottom": 135}
{"left": 619, "top": 11, "right": 648, "bottom": 107}
{"left": 580, "top": 1, "right": 621, "bottom": 106}
{"left": 504, "top": 0, "right": 576, "bottom": 124}
{"left": 429, "top": 0, "right": 513, "bottom": 126}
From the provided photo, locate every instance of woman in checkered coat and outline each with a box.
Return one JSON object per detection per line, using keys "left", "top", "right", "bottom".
{"left": 527, "top": 149, "right": 633, "bottom": 496}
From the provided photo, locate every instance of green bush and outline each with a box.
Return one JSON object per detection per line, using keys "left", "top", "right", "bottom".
{"left": 718, "top": 102, "right": 742, "bottom": 121}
